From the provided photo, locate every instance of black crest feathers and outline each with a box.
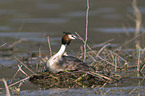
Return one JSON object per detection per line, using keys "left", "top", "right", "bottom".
{"left": 62, "top": 32, "right": 72, "bottom": 45}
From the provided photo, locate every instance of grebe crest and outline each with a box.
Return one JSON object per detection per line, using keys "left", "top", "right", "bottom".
{"left": 47, "top": 32, "right": 90, "bottom": 73}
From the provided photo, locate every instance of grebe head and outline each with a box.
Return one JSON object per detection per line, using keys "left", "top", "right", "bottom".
{"left": 62, "top": 32, "right": 77, "bottom": 45}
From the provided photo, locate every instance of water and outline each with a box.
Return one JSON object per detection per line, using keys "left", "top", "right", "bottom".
{"left": 0, "top": 0, "right": 145, "bottom": 95}
{"left": 2, "top": 85, "right": 144, "bottom": 96}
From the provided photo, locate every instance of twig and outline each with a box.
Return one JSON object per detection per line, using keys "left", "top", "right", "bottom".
{"left": 129, "top": 86, "right": 138, "bottom": 95}
{"left": 0, "top": 78, "right": 11, "bottom": 96}
{"left": 8, "top": 39, "right": 26, "bottom": 48}
{"left": 88, "top": 71, "right": 113, "bottom": 83}
{"left": 100, "top": 82, "right": 107, "bottom": 89}
{"left": 115, "top": 56, "right": 117, "bottom": 72}
{"left": 10, "top": 65, "right": 23, "bottom": 84}
{"left": 88, "top": 53, "right": 97, "bottom": 62}
{"left": 75, "top": 73, "right": 88, "bottom": 82}
{"left": 140, "top": 64, "right": 145, "bottom": 72}
{"left": 47, "top": 36, "right": 52, "bottom": 56}
{"left": 92, "top": 39, "right": 114, "bottom": 48}
{"left": 97, "top": 43, "right": 111, "bottom": 56}
{"left": 18, "top": 64, "right": 28, "bottom": 76}
{"left": 0, "top": 43, "right": 7, "bottom": 48}
{"left": 109, "top": 50, "right": 128, "bottom": 65}
{"left": 9, "top": 76, "right": 31, "bottom": 87}
{"left": 14, "top": 56, "right": 35, "bottom": 74}
{"left": 84, "top": 0, "right": 89, "bottom": 61}
{"left": 133, "top": 0, "right": 142, "bottom": 37}
{"left": 116, "top": 31, "right": 145, "bottom": 49}
{"left": 132, "top": 0, "right": 142, "bottom": 77}
{"left": 137, "top": 47, "right": 141, "bottom": 77}
{"left": 104, "top": 89, "right": 111, "bottom": 95}
{"left": 75, "top": 32, "right": 118, "bottom": 68}
{"left": 39, "top": 48, "right": 41, "bottom": 57}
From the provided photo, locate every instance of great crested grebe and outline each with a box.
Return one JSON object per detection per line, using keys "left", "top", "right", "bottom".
{"left": 46, "top": 32, "right": 91, "bottom": 73}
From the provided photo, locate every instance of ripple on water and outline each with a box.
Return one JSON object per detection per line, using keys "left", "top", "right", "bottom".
{"left": 0, "top": 26, "right": 15, "bottom": 31}
{"left": 93, "top": 27, "right": 145, "bottom": 33}
{"left": 0, "top": 32, "right": 62, "bottom": 44}
{"left": 36, "top": 3, "right": 61, "bottom": 10}
{"left": 11, "top": 18, "right": 69, "bottom": 23}
{"left": 0, "top": 9, "right": 16, "bottom": 15}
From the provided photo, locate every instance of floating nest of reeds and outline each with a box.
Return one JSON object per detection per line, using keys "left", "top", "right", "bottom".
{"left": 29, "top": 70, "right": 122, "bottom": 88}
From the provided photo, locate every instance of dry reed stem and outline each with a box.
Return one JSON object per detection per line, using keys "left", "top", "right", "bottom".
{"left": 104, "top": 89, "right": 111, "bottom": 95}
{"left": 10, "top": 65, "right": 23, "bottom": 84}
{"left": 100, "top": 82, "right": 107, "bottom": 89}
{"left": 122, "top": 23, "right": 130, "bottom": 36}
{"left": 132, "top": 0, "right": 142, "bottom": 77}
{"left": 88, "top": 53, "right": 97, "bottom": 62}
{"left": 109, "top": 50, "right": 128, "bottom": 65}
{"left": 116, "top": 30, "right": 145, "bottom": 49}
{"left": 140, "top": 64, "right": 145, "bottom": 72}
{"left": 87, "top": 71, "right": 113, "bottom": 82}
{"left": 75, "top": 32, "right": 118, "bottom": 68}
{"left": 115, "top": 56, "right": 117, "bottom": 72}
{"left": 75, "top": 73, "right": 88, "bottom": 82}
{"left": 97, "top": 43, "right": 110, "bottom": 56}
{"left": 137, "top": 47, "right": 141, "bottom": 77}
{"left": 0, "top": 43, "right": 7, "bottom": 48}
{"left": 14, "top": 56, "right": 35, "bottom": 74}
{"left": 129, "top": 81, "right": 140, "bottom": 96}
{"left": 133, "top": 0, "right": 142, "bottom": 37}
{"left": 18, "top": 82, "right": 23, "bottom": 88}
{"left": 38, "top": 48, "right": 44, "bottom": 72}
{"left": 18, "top": 23, "right": 24, "bottom": 32}
{"left": 128, "top": 86, "right": 138, "bottom": 95}
{"left": 47, "top": 36, "right": 52, "bottom": 56}
{"left": 0, "top": 78, "right": 10, "bottom": 96}
{"left": 92, "top": 39, "right": 114, "bottom": 48}
{"left": 83, "top": 0, "right": 89, "bottom": 61}
{"left": 9, "top": 76, "right": 31, "bottom": 87}
{"left": 18, "top": 64, "right": 29, "bottom": 76}
{"left": 8, "top": 39, "right": 26, "bottom": 48}
{"left": 39, "top": 48, "right": 41, "bottom": 57}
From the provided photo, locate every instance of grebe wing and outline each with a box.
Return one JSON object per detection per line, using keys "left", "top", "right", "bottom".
{"left": 57, "top": 56, "right": 91, "bottom": 71}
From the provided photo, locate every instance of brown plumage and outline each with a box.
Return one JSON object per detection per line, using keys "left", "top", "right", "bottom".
{"left": 62, "top": 34, "right": 71, "bottom": 45}
{"left": 55, "top": 56, "right": 91, "bottom": 71}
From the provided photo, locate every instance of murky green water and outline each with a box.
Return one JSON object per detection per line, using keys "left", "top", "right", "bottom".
{"left": 0, "top": 0, "right": 145, "bottom": 95}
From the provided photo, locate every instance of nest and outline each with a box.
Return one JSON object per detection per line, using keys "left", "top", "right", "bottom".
{"left": 29, "top": 70, "right": 120, "bottom": 88}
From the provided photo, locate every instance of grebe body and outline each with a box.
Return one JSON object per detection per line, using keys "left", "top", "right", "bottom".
{"left": 47, "top": 32, "right": 91, "bottom": 73}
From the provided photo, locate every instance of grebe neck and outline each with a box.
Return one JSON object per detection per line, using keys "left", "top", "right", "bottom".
{"left": 47, "top": 44, "right": 67, "bottom": 72}
{"left": 55, "top": 44, "right": 66, "bottom": 57}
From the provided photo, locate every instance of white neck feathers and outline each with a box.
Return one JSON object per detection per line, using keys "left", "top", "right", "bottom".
{"left": 55, "top": 44, "right": 66, "bottom": 57}
{"left": 47, "top": 44, "right": 67, "bottom": 71}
